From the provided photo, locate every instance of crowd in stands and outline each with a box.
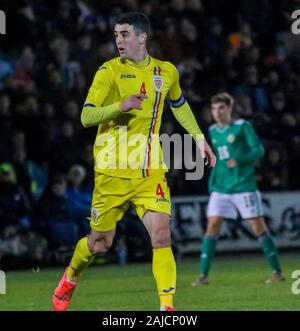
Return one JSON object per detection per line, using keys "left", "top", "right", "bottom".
{"left": 0, "top": 0, "right": 299, "bottom": 267}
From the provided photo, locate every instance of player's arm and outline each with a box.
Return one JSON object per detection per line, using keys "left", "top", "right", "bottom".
{"left": 231, "top": 121, "right": 265, "bottom": 166}
{"left": 207, "top": 130, "right": 217, "bottom": 192}
{"left": 81, "top": 65, "right": 146, "bottom": 127}
{"left": 81, "top": 65, "right": 122, "bottom": 127}
{"left": 208, "top": 164, "right": 217, "bottom": 192}
{"left": 166, "top": 65, "right": 216, "bottom": 167}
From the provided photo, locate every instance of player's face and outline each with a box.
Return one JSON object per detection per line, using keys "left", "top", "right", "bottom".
{"left": 114, "top": 24, "right": 145, "bottom": 60}
{"left": 211, "top": 102, "right": 232, "bottom": 125}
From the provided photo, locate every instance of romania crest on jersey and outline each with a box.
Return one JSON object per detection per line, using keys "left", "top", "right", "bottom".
{"left": 153, "top": 75, "right": 163, "bottom": 91}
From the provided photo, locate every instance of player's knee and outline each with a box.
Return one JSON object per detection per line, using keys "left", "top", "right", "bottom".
{"left": 88, "top": 237, "right": 113, "bottom": 255}
{"left": 151, "top": 227, "right": 171, "bottom": 248}
{"left": 250, "top": 218, "right": 267, "bottom": 236}
{"left": 206, "top": 220, "right": 221, "bottom": 236}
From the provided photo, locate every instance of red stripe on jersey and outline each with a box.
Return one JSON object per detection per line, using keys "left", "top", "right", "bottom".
{"left": 146, "top": 92, "right": 162, "bottom": 177}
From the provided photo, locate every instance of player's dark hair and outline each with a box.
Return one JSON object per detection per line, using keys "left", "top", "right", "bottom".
{"left": 115, "top": 12, "right": 150, "bottom": 36}
{"left": 211, "top": 92, "right": 234, "bottom": 108}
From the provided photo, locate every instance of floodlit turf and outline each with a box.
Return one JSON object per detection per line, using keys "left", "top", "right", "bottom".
{"left": 0, "top": 254, "right": 299, "bottom": 311}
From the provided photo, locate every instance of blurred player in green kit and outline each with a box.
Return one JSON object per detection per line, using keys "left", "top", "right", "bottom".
{"left": 192, "top": 93, "right": 285, "bottom": 286}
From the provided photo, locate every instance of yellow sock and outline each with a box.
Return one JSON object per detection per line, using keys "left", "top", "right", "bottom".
{"left": 152, "top": 247, "right": 176, "bottom": 308}
{"left": 160, "top": 294, "right": 174, "bottom": 307}
{"left": 66, "top": 236, "right": 94, "bottom": 281}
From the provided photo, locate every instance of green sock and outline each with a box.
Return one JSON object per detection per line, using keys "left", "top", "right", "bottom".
{"left": 200, "top": 235, "right": 218, "bottom": 277}
{"left": 258, "top": 233, "right": 281, "bottom": 273}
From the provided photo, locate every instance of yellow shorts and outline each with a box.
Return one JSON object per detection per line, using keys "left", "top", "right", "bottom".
{"left": 89, "top": 173, "right": 171, "bottom": 232}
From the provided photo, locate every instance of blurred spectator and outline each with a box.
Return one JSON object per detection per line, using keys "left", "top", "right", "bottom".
{"left": 48, "top": 121, "right": 79, "bottom": 176}
{"left": 11, "top": 147, "right": 48, "bottom": 202}
{"left": 66, "top": 164, "right": 92, "bottom": 236}
{"left": 202, "top": 17, "right": 226, "bottom": 62}
{"left": 0, "top": 93, "right": 13, "bottom": 161}
{"left": 13, "top": 96, "right": 46, "bottom": 161}
{"left": 36, "top": 175, "right": 79, "bottom": 248}
{"left": 263, "top": 69, "right": 284, "bottom": 95}
{"left": 0, "top": 163, "right": 31, "bottom": 231}
{"left": 228, "top": 21, "right": 253, "bottom": 54}
{"left": 6, "top": 47, "right": 37, "bottom": 94}
{"left": 0, "top": 225, "right": 48, "bottom": 270}
{"left": 161, "top": 18, "right": 183, "bottom": 64}
{"left": 234, "top": 65, "right": 269, "bottom": 112}
{"left": 77, "top": 144, "right": 94, "bottom": 192}
{"left": 0, "top": 54, "right": 14, "bottom": 89}
{"left": 259, "top": 146, "right": 288, "bottom": 190}
{"left": 268, "top": 91, "right": 288, "bottom": 114}
{"left": 235, "top": 95, "right": 254, "bottom": 118}
{"left": 287, "top": 135, "right": 300, "bottom": 189}
{"left": 62, "top": 99, "right": 82, "bottom": 132}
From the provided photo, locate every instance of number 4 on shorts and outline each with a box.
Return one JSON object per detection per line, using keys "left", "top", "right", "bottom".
{"left": 156, "top": 184, "right": 165, "bottom": 198}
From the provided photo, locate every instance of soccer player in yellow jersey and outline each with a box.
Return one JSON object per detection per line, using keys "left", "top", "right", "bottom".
{"left": 52, "top": 12, "right": 216, "bottom": 311}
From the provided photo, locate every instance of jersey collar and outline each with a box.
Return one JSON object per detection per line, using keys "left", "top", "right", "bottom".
{"left": 215, "top": 120, "right": 233, "bottom": 132}
{"left": 125, "top": 55, "right": 151, "bottom": 69}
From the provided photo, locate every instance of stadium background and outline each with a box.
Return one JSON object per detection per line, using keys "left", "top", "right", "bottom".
{"left": 0, "top": 0, "right": 299, "bottom": 272}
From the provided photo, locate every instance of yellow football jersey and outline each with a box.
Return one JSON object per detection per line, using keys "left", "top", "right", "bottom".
{"left": 84, "top": 56, "right": 185, "bottom": 178}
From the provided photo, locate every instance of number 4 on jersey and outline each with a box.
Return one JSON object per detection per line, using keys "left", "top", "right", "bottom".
{"left": 140, "top": 82, "right": 147, "bottom": 95}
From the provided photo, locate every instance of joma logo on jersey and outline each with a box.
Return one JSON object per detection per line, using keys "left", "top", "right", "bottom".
{"left": 120, "top": 74, "right": 136, "bottom": 78}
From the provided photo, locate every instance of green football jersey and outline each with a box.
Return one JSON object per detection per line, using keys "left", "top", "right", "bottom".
{"left": 208, "top": 119, "right": 264, "bottom": 194}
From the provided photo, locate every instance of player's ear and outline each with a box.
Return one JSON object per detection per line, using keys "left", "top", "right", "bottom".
{"left": 138, "top": 32, "right": 147, "bottom": 44}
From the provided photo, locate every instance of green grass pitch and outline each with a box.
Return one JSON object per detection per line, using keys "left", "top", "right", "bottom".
{"left": 0, "top": 253, "right": 299, "bottom": 311}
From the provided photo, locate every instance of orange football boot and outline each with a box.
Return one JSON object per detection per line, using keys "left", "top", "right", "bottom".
{"left": 53, "top": 272, "right": 78, "bottom": 311}
{"left": 160, "top": 306, "right": 176, "bottom": 311}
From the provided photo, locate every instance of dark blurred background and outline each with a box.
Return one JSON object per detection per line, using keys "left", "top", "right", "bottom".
{"left": 0, "top": 0, "right": 299, "bottom": 268}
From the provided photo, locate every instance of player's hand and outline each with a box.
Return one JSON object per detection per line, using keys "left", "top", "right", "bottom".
{"left": 197, "top": 138, "right": 216, "bottom": 168}
{"left": 121, "top": 94, "right": 148, "bottom": 112}
{"left": 226, "top": 158, "right": 237, "bottom": 168}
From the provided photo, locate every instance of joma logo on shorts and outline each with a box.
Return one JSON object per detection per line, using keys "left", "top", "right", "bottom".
{"left": 156, "top": 198, "right": 169, "bottom": 203}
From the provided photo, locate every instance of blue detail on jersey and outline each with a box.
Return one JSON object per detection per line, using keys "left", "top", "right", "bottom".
{"left": 84, "top": 103, "right": 96, "bottom": 107}
{"left": 166, "top": 94, "right": 186, "bottom": 108}
{"left": 98, "top": 66, "right": 107, "bottom": 71}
